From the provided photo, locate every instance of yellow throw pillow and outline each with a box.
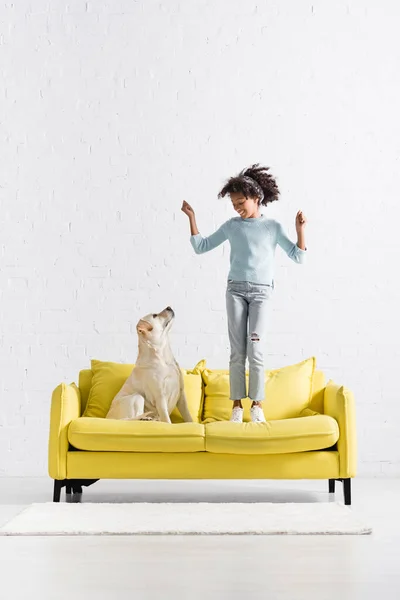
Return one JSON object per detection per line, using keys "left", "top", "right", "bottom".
{"left": 83, "top": 358, "right": 206, "bottom": 422}
{"left": 201, "top": 357, "right": 316, "bottom": 422}
{"left": 83, "top": 360, "right": 133, "bottom": 419}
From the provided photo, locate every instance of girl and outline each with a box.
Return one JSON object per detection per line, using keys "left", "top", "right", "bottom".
{"left": 181, "top": 163, "right": 307, "bottom": 423}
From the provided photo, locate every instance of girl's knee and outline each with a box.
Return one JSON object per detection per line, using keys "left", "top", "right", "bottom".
{"left": 229, "top": 352, "right": 246, "bottom": 366}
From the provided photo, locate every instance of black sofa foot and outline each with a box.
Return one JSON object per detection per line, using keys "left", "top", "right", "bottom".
{"left": 343, "top": 478, "right": 351, "bottom": 505}
{"left": 328, "top": 478, "right": 351, "bottom": 505}
{"left": 53, "top": 479, "right": 99, "bottom": 502}
{"left": 53, "top": 479, "right": 63, "bottom": 502}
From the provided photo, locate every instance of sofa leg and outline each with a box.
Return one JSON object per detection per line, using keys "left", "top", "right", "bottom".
{"left": 343, "top": 478, "right": 351, "bottom": 506}
{"left": 328, "top": 479, "right": 352, "bottom": 505}
{"left": 72, "top": 482, "right": 83, "bottom": 494}
{"left": 53, "top": 479, "right": 99, "bottom": 502}
{"left": 53, "top": 480, "right": 64, "bottom": 502}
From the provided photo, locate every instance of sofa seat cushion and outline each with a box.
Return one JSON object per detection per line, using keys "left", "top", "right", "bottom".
{"left": 68, "top": 418, "right": 205, "bottom": 452}
{"left": 204, "top": 414, "right": 339, "bottom": 454}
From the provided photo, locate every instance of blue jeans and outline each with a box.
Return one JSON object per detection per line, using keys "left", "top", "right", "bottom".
{"left": 226, "top": 279, "right": 274, "bottom": 401}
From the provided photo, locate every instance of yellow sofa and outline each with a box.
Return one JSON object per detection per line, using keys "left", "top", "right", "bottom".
{"left": 48, "top": 358, "right": 357, "bottom": 505}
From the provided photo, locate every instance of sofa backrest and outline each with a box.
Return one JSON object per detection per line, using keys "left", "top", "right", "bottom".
{"left": 78, "top": 367, "right": 327, "bottom": 418}
{"left": 309, "top": 369, "right": 326, "bottom": 413}
{"left": 78, "top": 369, "right": 93, "bottom": 415}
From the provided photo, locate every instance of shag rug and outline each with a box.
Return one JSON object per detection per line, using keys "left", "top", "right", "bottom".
{"left": 0, "top": 502, "right": 372, "bottom": 536}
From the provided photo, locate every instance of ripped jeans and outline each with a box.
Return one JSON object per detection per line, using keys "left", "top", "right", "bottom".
{"left": 226, "top": 279, "right": 274, "bottom": 402}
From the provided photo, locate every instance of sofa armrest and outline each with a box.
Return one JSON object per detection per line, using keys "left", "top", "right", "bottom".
{"left": 48, "top": 383, "right": 81, "bottom": 480}
{"left": 324, "top": 381, "right": 357, "bottom": 478}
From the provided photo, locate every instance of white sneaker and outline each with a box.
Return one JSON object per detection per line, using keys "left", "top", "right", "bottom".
{"left": 230, "top": 406, "right": 244, "bottom": 423}
{"left": 250, "top": 404, "right": 266, "bottom": 423}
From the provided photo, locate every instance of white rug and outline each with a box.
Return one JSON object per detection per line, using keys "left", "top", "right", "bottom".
{"left": 0, "top": 502, "right": 371, "bottom": 535}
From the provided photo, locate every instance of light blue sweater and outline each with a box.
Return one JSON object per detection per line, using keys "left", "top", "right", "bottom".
{"left": 190, "top": 214, "right": 306, "bottom": 285}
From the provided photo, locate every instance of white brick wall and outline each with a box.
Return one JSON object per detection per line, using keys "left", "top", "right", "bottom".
{"left": 1, "top": 0, "right": 399, "bottom": 476}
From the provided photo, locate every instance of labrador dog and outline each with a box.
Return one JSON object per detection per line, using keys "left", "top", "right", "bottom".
{"left": 106, "top": 306, "right": 193, "bottom": 423}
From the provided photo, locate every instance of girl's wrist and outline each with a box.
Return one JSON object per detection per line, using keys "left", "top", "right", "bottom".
{"left": 296, "top": 231, "right": 306, "bottom": 250}
{"left": 189, "top": 216, "right": 199, "bottom": 236}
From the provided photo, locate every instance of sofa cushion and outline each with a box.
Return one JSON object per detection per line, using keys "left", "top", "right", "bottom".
{"left": 68, "top": 418, "right": 205, "bottom": 452}
{"left": 82, "top": 358, "right": 206, "bottom": 422}
{"left": 201, "top": 357, "right": 316, "bottom": 422}
{"left": 204, "top": 414, "right": 339, "bottom": 454}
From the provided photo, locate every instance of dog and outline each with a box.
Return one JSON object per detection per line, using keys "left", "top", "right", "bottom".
{"left": 106, "top": 307, "right": 193, "bottom": 424}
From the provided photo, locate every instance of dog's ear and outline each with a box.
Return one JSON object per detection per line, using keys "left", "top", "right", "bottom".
{"left": 137, "top": 320, "right": 153, "bottom": 335}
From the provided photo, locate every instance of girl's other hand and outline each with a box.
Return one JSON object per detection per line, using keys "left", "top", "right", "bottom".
{"left": 181, "top": 200, "right": 195, "bottom": 218}
{"left": 295, "top": 210, "right": 307, "bottom": 232}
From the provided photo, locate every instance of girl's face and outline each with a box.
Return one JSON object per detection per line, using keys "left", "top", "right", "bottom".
{"left": 230, "top": 192, "right": 260, "bottom": 219}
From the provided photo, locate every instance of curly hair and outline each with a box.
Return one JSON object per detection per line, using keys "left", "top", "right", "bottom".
{"left": 218, "top": 163, "right": 280, "bottom": 206}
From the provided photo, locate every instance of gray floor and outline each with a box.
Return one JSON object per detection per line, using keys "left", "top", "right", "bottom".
{"left": 0, "top": 477, "right": 399, "bottom": 599}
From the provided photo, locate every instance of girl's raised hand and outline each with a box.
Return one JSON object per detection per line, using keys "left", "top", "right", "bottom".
{"left": 295, "top": 210, "right": 307, "bottom": 232}
{"left": 181, "top": 200, "right": 195, "bottom": 218}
